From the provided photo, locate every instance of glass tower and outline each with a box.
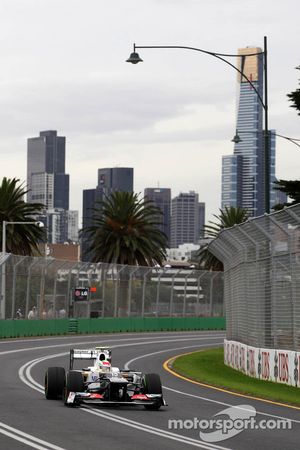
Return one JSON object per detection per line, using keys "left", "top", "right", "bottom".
{"left": 27, "top": 130, "right": 69, "bottom": 210}
{"left": 144, "top": 188, "right": 171, "bottom": 243}
{"left": 221, "top": 47, "right": 276, "bottom": 217}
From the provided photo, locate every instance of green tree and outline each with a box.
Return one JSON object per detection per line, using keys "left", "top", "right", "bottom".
{"left": 0, "top": 178, "right": 45, "bottom": 255}
{"left": 274, "top": 66, "right": 300, "bottom": 210}
{"left": 83, "top": 191, "right": 168, "bottom": 265}
{"left": 273, "top": 179, "right": 300, "bottom": 210}
{"left": 287, "top": 65, "right": 300, "bottom": 114}
{"left": 195, "top": 206, "right": 249, "bottom": 271}
{"left": 81, "top": 191, "right": 168, "bottom": 316}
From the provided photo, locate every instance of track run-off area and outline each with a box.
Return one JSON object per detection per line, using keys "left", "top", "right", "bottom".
{"left": 0, "top": 331, "right": 300, "bottom": 450}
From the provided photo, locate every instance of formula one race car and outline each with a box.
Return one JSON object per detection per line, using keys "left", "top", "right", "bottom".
{"left": 45, "top": 347, "right": 166, "bottom": 410}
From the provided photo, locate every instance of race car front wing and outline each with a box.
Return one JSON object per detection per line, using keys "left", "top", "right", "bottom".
{"left": 66, "top": 392, "right": 167, "bottom": 406}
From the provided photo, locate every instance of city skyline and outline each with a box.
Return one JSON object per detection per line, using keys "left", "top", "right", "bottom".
{"left": 0, "top": 1, "right": 299, "bottom": 224}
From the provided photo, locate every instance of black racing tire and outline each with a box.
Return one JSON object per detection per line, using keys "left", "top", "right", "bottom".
{"left": 45, "top": 367, "right": 65, "bottom": 400}
{"left": 143, "top": 373, "right": 162, "bottom": 394}
{"left": 143, "top": 373, "right": 163, "bottom": 410}
{"left": 64, "top": 371, "right": 84, "bottom": 406}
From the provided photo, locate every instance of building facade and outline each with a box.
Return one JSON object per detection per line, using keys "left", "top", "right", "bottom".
{"left": 144, "top": 188, "right": 171, "bottom": 243}
{"left": 221, "top": 47, "right": 276, "bottom": 217}
{"left": 170, "top": 191, "right": 205, "bottom": 248}
{"left": 27, "top": 130, "right": 78, "bottom": 244}
{"left": 97, "top": 167, "right": 134, "bottom": 196}
{"left": 27, "top": 130, "right": 69, "bottom": 210}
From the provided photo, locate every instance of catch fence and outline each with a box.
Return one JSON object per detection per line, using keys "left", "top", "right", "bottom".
{"left": 209, "top": 203, "right": 300, "bottom": 351}
{"left": 0, "top": 255, "right": 223, "bottom": 320}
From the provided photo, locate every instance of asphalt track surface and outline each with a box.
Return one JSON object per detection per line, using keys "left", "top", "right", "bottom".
{"left": 0, "top": 331, "right": 300, "bottom": 450}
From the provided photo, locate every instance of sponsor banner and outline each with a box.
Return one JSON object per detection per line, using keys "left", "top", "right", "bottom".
{"left": 224, "top": 339, "right": 300, "bottom": 388}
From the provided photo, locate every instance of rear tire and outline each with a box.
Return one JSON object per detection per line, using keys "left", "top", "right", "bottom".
{"left": 143, "top": 373, "right": 162, "bottom": 410}
{"left": 45, "top": 367, "right": 65, "bottom": 400}
{"left": 64, "top": 371, "right": 84, "bottom": 406}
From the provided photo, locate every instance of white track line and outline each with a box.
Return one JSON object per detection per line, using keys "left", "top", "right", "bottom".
{"left": 82, "top": 407, "right": 232, "bottom": 450}
{"left": 0, "top": 334, "right": 224, "bottom": 356}
{"left": 0, "top": 421, "right": 66, "bottom": 450}
{"left": 21, "top": 341, "right": 231, "bottom": 450}
{"left": 124, "top": 345, "right": 300, "bottom": 425}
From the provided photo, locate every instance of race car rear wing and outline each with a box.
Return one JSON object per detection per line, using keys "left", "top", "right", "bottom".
{"left": 69, "top": 348, "right": 112, "bottom": 369}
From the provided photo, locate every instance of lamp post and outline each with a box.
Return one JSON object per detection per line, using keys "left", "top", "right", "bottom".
{"left": 1, "top": 220, "right": 44, "bottom": 319}
{"left": 127, "top": 38, "right": 270, "bottom": 213}
{"left": 232, "top": 129, "right": 300, "bottom": 148}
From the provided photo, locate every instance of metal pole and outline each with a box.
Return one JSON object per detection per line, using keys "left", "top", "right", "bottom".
{"left": 127, "top": 267, "right": 139, "bottom": 317}
{"left": 182, "top": 272, "right": 191, "bottom": 317}
{"left": 25, "top": 259, "right": 39, "bottom": 318}
{"left": 1, "top": 221, "right": 6, "bottom": 319}
{"left": 114, "top": 265, "right": 127, "bottom": 317}
{"left": 169, "top": 270, "right": 179, "bottom": 317}
{"left": 2, "top": 221, "right": 6, "bottom": 254}
{"left": 141, "top": 268, "right": 151, "bottom": 318}
{"left": 11, "top": 256, "right": 26, "bottom": 319}
{"left": 196, "top": 271, "right": 207, "bottom": 317}
{"left": 155, "top": 269, "right": 164, "bottom": 317}
{"left": 264, "top": 36, "right": 270, "bottom": 214}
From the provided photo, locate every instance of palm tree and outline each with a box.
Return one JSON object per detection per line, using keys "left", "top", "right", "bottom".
{"left": 83, "top": 191, "right": 168, "bottom": 265}
{"left": 195, "top": 206, "right": 249, "bottom": 271}
{"left": 82, "top": 191, "right": 168, "bottom": 316}
{"left": 0, "top": 178, "right": 45, "bottom": 255}
{"left": 273, "top": 179, "right": 300, "bottom": 210}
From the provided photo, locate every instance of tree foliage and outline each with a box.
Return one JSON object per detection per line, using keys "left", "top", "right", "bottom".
{"left": 203, "top": 206, "right": 249, "bottom": 238}
{"left": 0, "top": 177, "right": 45, "bottom": 255}
{"left": 82, "top": 191, "right": 168, "bottom": 266}
{"left": 273, "top": 179, "right": 300, "bottom": 210}
{"left": 195, "top": 206, "right": 249, "bottom": 271}
{"left": 287, "top": 65, "right": 300, "bottom": 114}
{"left": 273, "top": 67, "right": 300, "bottom": 210}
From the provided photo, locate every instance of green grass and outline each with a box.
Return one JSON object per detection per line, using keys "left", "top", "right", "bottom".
{"left": 172, "top": 348, "right": 300, "bottom": 407}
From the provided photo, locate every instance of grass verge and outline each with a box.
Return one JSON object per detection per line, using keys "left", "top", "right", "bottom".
{"left": 171, "top": 347, "right": 300, "bottom": 407}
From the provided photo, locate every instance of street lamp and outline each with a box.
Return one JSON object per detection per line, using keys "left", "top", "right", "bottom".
{"left": 127, "top": 38, "right": 270, "bottom": 212}
{"left": 232, "top": 129, "right": 300, "bottom": 148}
{"left": 1, "top": 220, "right": 44, "bottom": 319}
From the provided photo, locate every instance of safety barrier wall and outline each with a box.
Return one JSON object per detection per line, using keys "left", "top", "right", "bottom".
{"left": 224, "top": 339, "right": 300, "bottom": 388}
{"left": 0, "top": 317, "right": 225, "bottom": 339}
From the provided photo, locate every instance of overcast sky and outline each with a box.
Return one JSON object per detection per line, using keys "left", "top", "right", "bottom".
{"left": 0, "top": 0, "right": 299, "bottom": 225}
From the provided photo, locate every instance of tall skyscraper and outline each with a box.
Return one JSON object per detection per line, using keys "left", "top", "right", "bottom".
{"left": 198, "top": 202, "right": 205, "bottom": 239}
{"left": 82, "top": 168, "right": 134, "bottom": 261}
{"left": 27, "top": 130, "right": 78, "bottom": 244}
{"left": 27, "top": 130, "right": 69, "bottom": 210}
{"left": 144, "top": 188, "right": 171, "bottom": 243}
{"left": 170, "top": 191, "right": 205, "bottom": 248}
{"left": 221, "top": 47, "right": 276, "bottom": 217}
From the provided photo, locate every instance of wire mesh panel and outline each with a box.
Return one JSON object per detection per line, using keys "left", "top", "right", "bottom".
{"left": 0, "top": 255, "right": 223, "bottom": 320}
{"left": 210, "top": 203, "right": 300, "bottom": 351}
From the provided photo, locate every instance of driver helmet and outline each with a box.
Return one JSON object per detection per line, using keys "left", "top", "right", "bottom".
{"left": 97, "top": 352, "right": 111, "bottom": 371}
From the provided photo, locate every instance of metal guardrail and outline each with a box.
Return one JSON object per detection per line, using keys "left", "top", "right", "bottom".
{"left": 0, "top": 255, "right": 224, "bottom": 320}
{"left": 209, "top": 203, "right": 300, "bottom": 351}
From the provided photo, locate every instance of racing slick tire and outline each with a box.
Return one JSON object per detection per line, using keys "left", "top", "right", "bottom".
{"left": 64, "top": 370, "right": 84, "bottom": 406}
{"left": 45, "top": 367, "right": 65, "bottom": 400}
{"left": 142, "top": 373, "right": 163, "bottom": 410}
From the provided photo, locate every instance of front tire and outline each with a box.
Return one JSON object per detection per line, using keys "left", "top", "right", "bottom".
{"left": 143, "top": 373, "right": 163, "bottom": 410}
{"left": 64, "top": 371, "right": 84, "bottom": 406}
{"left": 45, "top": 367, "right": 65, "bottom": 400}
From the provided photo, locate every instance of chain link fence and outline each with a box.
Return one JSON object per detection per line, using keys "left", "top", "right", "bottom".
{"left": 0, "top": 255, "right": 224, "bottom": 320}
{"left": 209, "top": 203, "right": 300, "bottom": 351}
